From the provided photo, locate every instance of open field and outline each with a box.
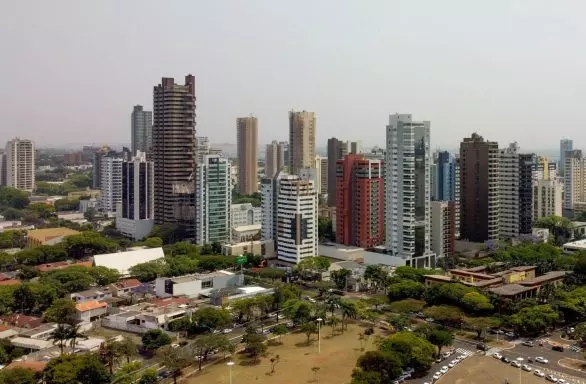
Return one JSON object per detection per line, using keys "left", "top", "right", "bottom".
{"left": 437, "top": 355, "right": 580, "bottom": 384}
{"left": 186, "top": 324, "right": 376, "bottom": 384}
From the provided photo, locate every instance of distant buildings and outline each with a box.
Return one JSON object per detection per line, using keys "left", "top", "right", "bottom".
{"left": 131, "top": 105, "right": 153, "bottom": 155}
{"left": 236, "top": 116, "right": 258, "bottom": 194}
{"left": 99, "top": 155, "right": 123, "bottom": 215}
{"left": 152, "top": 75, "right": 197, "bottom": 238}
{"left": 314, "top": 156, "right": 328, "bottom": 196}
{"left": 336, "top": 154, "right": 384, "bottom": 248}
{"left": 533, "top": 179, "right": 563, "bottom": 220}
{"left": 385, "top": 114, "right": 434, "bottom": 268}
{"left": 430, "top": 201, "right": 456, "bottom": 258}
{"left": 265, "top": 140, "right": 285, "bottom": 178}
{"left": 560, "top": 138, "right": 573, "bottom": 177}
{"left": 327, "top": 138, "right": 349, "bottom": 206}
{"left": 564, "top": 149, "right": 586, "bottom": 216}
{"left": 532, "top": 156, "right": 557, "bottom": 181}
{"left": 289, "top": 111, "right": 316, "bottom": 175}
{"left": 459, "top": 133, "right": 499, "bottom": 243}
{"left": 194, "top": 155, "right": 232, "bottom": 245}
{"left": 4, "top": 138, "right": 35, "bottom": 192}
{"left": 0, "top": 150, "right": 6, "bottom": 187}
{"left": 116, "top": 151, "right": 154, "bottom": 240}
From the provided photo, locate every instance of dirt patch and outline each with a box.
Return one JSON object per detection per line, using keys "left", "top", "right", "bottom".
{"left": 185, "top": 324, "right": 376, "bottom": 384}
{"left": 559, "top": 357, "right": 586, "bottom": 372}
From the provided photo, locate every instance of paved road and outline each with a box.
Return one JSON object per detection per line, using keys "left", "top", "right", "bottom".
{"left": 410, "top": 340, "right": 477, "bottom": 384}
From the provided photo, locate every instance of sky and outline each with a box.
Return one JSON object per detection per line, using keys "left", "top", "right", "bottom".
{"left": 1, "top": 0, "right": 586, "bottom": 152}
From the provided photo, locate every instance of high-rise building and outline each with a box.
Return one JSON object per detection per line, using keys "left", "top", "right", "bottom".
{"left": 336, "top": 154, "right": 384, "bottom": 248}
{"left": 116, "top": 151, "right": 154, "bottom": 240}
{"left": 564, "top": 150, "right": 586, "bottom": 216}
{"left": 430, "top": 201, "right": 456, "bottom": 259}
{"left": 131, "top": 105, "right": 153, "bottom": 155}
{"left": 532, "top": 156, "right": 558, "bottom": 181}
{"left": 289, "top": 111, "right": 316, "bottom": 175}
{"left": 459, "top": 133, "right": 499, "bottom": 242}
{"left": 385, "top": 114, "right": 434, "bottom": 268}
{"left": 152, "top": 75, "right": 197, "bottom": 238}
{"left": 194, "top": 155, "right": 232, "bottom": 245}
{"left": 327, "top": 138, "right": 349, "bottom": 206}
{"left": 82, "top": 146, "right": 100, "bottom": 163}
{"left": 519, "top": 153, "right": 535, "bottom": 235}
{"left": 314, "top": 156, "right": 328, "bottom": 196}
{"left": 350, "top": 141, "right": 362, "bottom": 154}
{"left": 533, "top": 179, "right": 563, "bottom": 220}
{"left": 4, "top": 138, "right": 35, "bottom": 192}
{"left": 99, "top": 155, "right": 123, "bottom": 215}
{"left": 265, "top": 140, "right": 285, "bottom": 178}
{"left": 0, "top": 151, "right": 6, "bottom": 187}
{"left": 236, "top": 116, "right": 258, "bottom": 194}
{"left": 560, "top": 139, "right": 573, "bottom": 177}
{"left": 454, "top": 155, "right": 461, "bottom": 238}
{"left": 436, "top": 151, "right": 457, "bottom": 201}
{"left": 499, "top": 143, "right": 520, "bottom": 240}
{"left": 275, "top": 174, "right": 318, "bottom": 264}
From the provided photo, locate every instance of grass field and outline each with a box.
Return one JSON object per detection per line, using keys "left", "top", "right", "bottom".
{"left": 186, "top": 323, "right": 376, "bottom": 384}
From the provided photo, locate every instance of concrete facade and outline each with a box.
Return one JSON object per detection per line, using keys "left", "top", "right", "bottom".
{"left": 236, "top": 116, "right": 258, "bottom": 194}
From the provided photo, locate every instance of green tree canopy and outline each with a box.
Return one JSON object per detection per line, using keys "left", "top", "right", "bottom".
{"left": 380, "top": 331, "right": 436, "bottom": 372}
{"left": 352, "top": 350, "right": 403, "bottom": 383}
{"left": 44, "top": 298, "right": 77, "bottom": 325}
{"left": 0, "top": 367, "right": 38, "bottom": 384}
{"left": 387, "top": 280, "right": 425, "bottom": 301}
{"left": 141, "top": 329, "right": 172, "bottom": 350}
{"left": 388, "top": 298, "right": 426, "bottom": 314}
{"left": 511, "top": 304, "right": 559, "bottom": 336}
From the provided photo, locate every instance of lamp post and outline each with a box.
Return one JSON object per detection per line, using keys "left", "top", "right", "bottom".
{"left": 316, "top": 318, "right": 323, "bottom": 353}
{"left": 227, "top": 361, "right": 235, "bottom": 384}
{"left": 516, "top": 357, "right": 524, "bottom": 384}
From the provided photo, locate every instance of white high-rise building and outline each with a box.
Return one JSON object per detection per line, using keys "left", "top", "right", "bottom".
{"left": 385, "top": 114, "right": 434, "bottom": 268}
{"left": 564, "top": 149, "right": 586, "bottom": 215}
{"left": 116, "top": 151, "right": 154, "bottom": 240}
{"left": 275, "top": 174, "right": 318, "bottom": 264}
{"left": 533, "top": 179, "right": 563, "bottom": 220}
{"left": 99, "top": 156, "right": 123, "bottom": 215}
{"left": 499, "top": 143, "right": 520, "bottom": 240}
{"left": 5, "top": 138, "right": 35, "bottom": 192}
{"left": 195, "top": 155, "right": 232, "bottom": 245}
{"left": 314, "top": 156, "right": 328, "bottom": 196}
{"left": 560, "top": 138, "right": 573, "bottom": 177}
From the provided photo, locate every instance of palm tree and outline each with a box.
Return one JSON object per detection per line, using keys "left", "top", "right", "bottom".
{"left": 68, "top": 325, "right": 88, "bottom": 353}
{"left": 329, "top": 316, "right": 340, "bottom": 335}
{"left": 49, "top": 324, "right": 70, "bottom": 355}
{"left": 340, "top": 301, "right": 357, "bottom": 331}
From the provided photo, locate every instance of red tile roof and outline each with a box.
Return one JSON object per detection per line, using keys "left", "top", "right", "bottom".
{"left": 115, "top": 278, "right": 141, "bottom": 289}
{"left": 0, "top": 314, "right": 43, "bottom": 328}
{"left": 75, "top": 300, "right": 107, "bottom": 312}
{"left": 5, "top": 360, "right": 47, "bottom": 372}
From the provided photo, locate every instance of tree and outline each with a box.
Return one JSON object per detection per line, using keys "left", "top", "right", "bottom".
{"left": 340, "top": 300, "right": 358, "bottom": 330}
{"left": 84, "top": 207, "right": 97, "bottom": 222}
{"left": 192, "top": 307, "right": 231, "bottom": 331}
{"left": 364, "top": 265, "right": 388, "bottom": 292}
{"left": 138, "top": 369, "right": 158, "bottom": 384}
{"left": 192, "top": 334, "right": 233, "bottom": 369}
{"left": 380, "top": 331, "right": 436, "bottom": 372}
{"left": 128, "top": 260, "right": 168, "bottom": 282}
{"left": 49, "top": 324, "right": 71, "bottom": 355}
{"left": 27, "top": 202, "right": 56, "bottom": 219}
{"left": 243, "top": 332, "right": 267, "bottom": 363}
{"left": 301, "top": 321, "right": 318, "bottom": 345}
{"left": 44, "top": 298, "right": 77, "bottom": 325}
{"left": 387, "top": 314, "right": 410, "bottom": 331}
{"left": 44, "top": 353, "right": 110, "bottom": 384}
{"left": 353, "top": 350, "right": 403, "bottom": 383}
{"left": 423, "top": 305, "right": 464, "bottom": 326}
{"left": 89, "top": 266, "right": 121, "bottom": 285}
{"left": 297, "top": 256, "right": 331, "bottom": 274}
{"left": 387, "top": 280, "right": 425, "bottom": 301}
{"left": 158, "top": 346, "right": 191, "bottom": 384}
{"left": 272, "top": 324, "right": 288, "bottom": 344}
{"left": 117, "top": 337, "right": 138, "bottom": 364}
{"left": 141, "top": 329, "right": 172, "bottom": 351}
{"left": 318, "top": 218, "right": 335, "bottom": 242}
{"left": 270, "top": 354, "right": 280, "bottom": 374}
{"left": 112, "top": 361, "right": 142, "bottom": 384}
{"left": 463, "top": 316, "right": 502, "bottom": 340}
{"left": 388, "top": 298, "right": 426, "bottom": 314}
{"left": 534, "top": 215, "right": 574, "bottom": 245}
{"left": 0, "top": 367, "right": 38, "bottom": 384}
{"left": 366, "top": 296, "right": 387, "bottom": 312}
{"left": 68, "top": 324, "right": 88, "bottom": 352}
{"left": 428, "top": 329, "right": 454, "bottom": 357}
{"left": 461, "top": 292, "right": 494, "bottom": 314}
{"left": 511, "top": 304, "right": 559, "bottom": 336}
{"left": 311, "top": 366, "right": 321, "bottom": 383}
{"left": 98, "top": 340, "right": 122, "bottom": 375}
{"left": 143, "top": 237, "right": 163, "bottom": 248}
{"left": 283, "top": 299, "right": 313, "bottom": 325}
{"left": 0, "top": 187, "right": 30, "bottom": 209}
{"left": 63, "top": 231, "right": 118, "bottom": 258}
{"left": 394, "top": 266, "right": 436, "bottom": 283}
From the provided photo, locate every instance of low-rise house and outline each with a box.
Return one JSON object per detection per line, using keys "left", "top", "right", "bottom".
{"left": 209, "top": 285, "right": 274, "bottom": 306}
{"left": 0, "top": 325, "right": 17, "bottom": 339}
{"left": 0, "top": 314, "right": 43, "bottom": 329}
{"left": 328, "top": 260, "right": 368, "bottom": 292}
{"left": 155, "top": 270, "right": 240, "bottom": 298}
{"left": 70, "top": 288, "right": 113, "bottom": 303}
{"left": 26, "top": 228, "right": 80, "bottom": 248}
{"left": 109, "top": 278, "right": 142, "bottom": 297}
{"left": 101, "top": 300, "right": 193, "bottom": 334}
{"left": 10, "top": 337, "right": 52, "bottom": 351}
{"left": 18, "top": 323, "right": 58, "bottom": 340}
{"left": 74, "top": 300, "right": 108, "bottom": 322}
{"left": 222, "top": 239, "right": 275, "bottom": 258}
{"left": 231, "top": 224, "right": 261, "bottom": 243}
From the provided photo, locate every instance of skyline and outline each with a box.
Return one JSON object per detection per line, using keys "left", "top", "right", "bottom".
{"left": 3, "top": 1, "right": 586, "bottom": 150}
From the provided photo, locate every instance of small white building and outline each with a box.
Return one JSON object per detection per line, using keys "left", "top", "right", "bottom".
{"left": 231, "top": 224, "right": 261, "bottom": 243}
{"left": 74, "top": 301, "right": 108, "bottom": 322}
{"left": 563, "top": 239, "right": 586, "bottom": 253}
{"left": 93, "top": 247, "right": 165, "bottom": 276}
{"left": 231, "top": 203, "right": 262, "bottom": 228}
{"left": 155, "top": 270, "right": 240, "bottom": 298}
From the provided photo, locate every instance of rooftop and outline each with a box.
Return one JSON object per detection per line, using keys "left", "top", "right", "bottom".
{"left": 232, "top": 224, "right": 261, "bottom": 232}
{"left": 72, "top": 288, "right": 110, "bottom": 298}
{"left": 76, "top": 301, "right": 107, "bottom": 312}
{"left": 114, "top": 278, "right": 142, "bottom": 289}
{"left": 19, "top": 323, "right": 57, "bottom": 337}
{"left": 94, "top": 247, "right": 165, "bottom": 276}
{"left": 488, "top": 284, "right": 534, "bottom": 296}
{"left": 27, "top": 228, "right": 80, "bottom": 243}
{"left": 563, "top": 239, "right": 586, "bottom": 249}
{"left": 5, "top": 360, "right": 47, "bottom": 372}
{"left": 519, "top": 271, "right": 567, "bottom": 285}
{"left": 35, "top": 260, "right": 93, "bottom": 272}
{"left": 169, "top": 270, "right": 234, "bottom": 284}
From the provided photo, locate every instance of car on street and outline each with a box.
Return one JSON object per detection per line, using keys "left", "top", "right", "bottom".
{"left": 448, "top": 361, "right": 456, "bottom": 368}
{"left": 268, "top": 313, "right": 277, "bottom": 318}
{"left": 505, "top": 332, "right": 517, "bottom": 338}
{"left": 534, "top": 370, "right": 545, "bottom": 377}
{"left": 545, "top": 374, "right": 558, "bottom": 382}
{"left": 501, "top": 356, "right": 511, "bottom": 363}
{"left": 286, "top": 321, "right": 294, "bottom": 327}
{"left": 522, "top": 341, "right": 534, "bottom": 347}
{"left": 432, "top": 372, "right": 442, "bottom": 380}
{"left": 425, "top": 318, "right": 435, "bottom": 323}
{"left": 223, "top": 328, "right": 232, "bottom": 334}
{"left": 535, "top": 356, "right": 549, "bottom": 364}
{"left": 493, "top": 353, "right": 503, "bottom": 359}
{"left": 552, "top": 345, "right": 564, "bottom": 352}
{"left": 440, "top": 366, "right": 449, "bottom": 374}
{"left": 511, "top": 361, "right": 521, "bottom": 368}
{"left": 557, "top": 379, "right": 568, "bottom": 384}
{"left": 435, "top": 357, "right": 443, "bottom": 363}
{"left": 521, "top": 364, "right": 532, "bottom": 372}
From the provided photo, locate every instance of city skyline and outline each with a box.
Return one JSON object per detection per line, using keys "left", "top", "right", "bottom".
{"left": 4, "top": 1, "right": 586, "bottom": 150}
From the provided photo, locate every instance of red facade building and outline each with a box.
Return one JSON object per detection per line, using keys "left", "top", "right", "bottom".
{"left": 335, "top": 154, "right": 384, "bottom": 248}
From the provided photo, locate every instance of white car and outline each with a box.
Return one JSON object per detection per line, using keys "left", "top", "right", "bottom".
{"left": 493, "top": 353, "right": 503, "bottom": 359}
{"left": 511, "top": 361, "right": 521, "bottom": 368}
{"left": 535, "top": 356, "right": 549, "bottom": 364}
{"left": 432, "top": 372, "right": 442, "bottom": 380}
{"left": 521, "top": 364, "right": 532, "bottom": 372}
{"left": 448, "top": 362, "right": 456, "bottom": 368}
{"left": 223, "top": 328, "right": 233, "bottom": 334}
{"left": 557, "top": 379, "right": 567, "bottom": 384}
{"left": 534, "top": 370, "right": 545, "bottom": 377}
{"left": 440, "top": 366, "right": 449, "bottom": 374}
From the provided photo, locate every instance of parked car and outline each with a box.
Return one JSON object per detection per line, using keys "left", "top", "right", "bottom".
{"left": 552, "top": 345, "right": 564, "bottom": 352}
{"left": 545, "top": 374, "right": 558, "bottom": 382}
{"left": 432, "top": 372, "right": 442, "bottom": 380}
{"left": 493, "top": 353, "right": 503, "bottom": 359}
{"left": 505, "top": 332, "right": 517, "bottom": 339}
{"left": 534, "top": 370, "right": 545, "bottom": 377}
{"left": 511, "top": 361, "right": 521, "bottom": 368}
{"left": 535, "top": 356, "right": 549, "bottom": 364}
{"left": 522, "top": 341, "right": 534, "bottom": 347}
{"left": 501, "top": 356, "right": 511, "bottom": 363}
{"left": 440, "top": 366, "right": 449, "bottom": 374}
{"left": 223, "top": 328, "right": 233, "bottom": 334}
{"left": 521, "top": 364, "right": 532, "bottom": 372}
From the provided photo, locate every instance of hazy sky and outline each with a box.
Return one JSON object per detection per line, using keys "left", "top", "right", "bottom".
{"left": 2, "top": 1, "right": 586, "bottom": 151}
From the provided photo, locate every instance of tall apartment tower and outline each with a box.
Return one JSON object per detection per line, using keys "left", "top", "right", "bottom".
{"left": 99, "top": 155, "right": 123, "bottom": 215}
{"left": 236, "top": 116, "right": 258, "bottom": 194}
{"left": 532, "top": 156, "right": 558, "bottom": 181}
{"left": 533, "top": 179, "right": 563, "bottom": 220}
{"left": 265, "top": 140, "right": 285, "bottom": 178}
{"left": 275, "top": 174, "right": 318, "bottom": 264}
{"left": 385, "top": 114, "right": 434, "bottom": 268}
{"left": 152, "top": 75, "right": 197, "bottom": 237}
{"left": 430, "top": 201, "right": 456, "bottom": 259}
{"left": 5, "top": 138, "right": 35, "bottom": 192}
{"left": 336, "top": 154, "right": 384, "bottom": 248}
{"left": 350, "top": 141, "right": 362, "bottom": 154}
{"left": 194, "top": 155, "right": 232, "bottom": 245}
{"left": 327, "top": 138, "right": 349, "bottom": 206}
{"left": 519, "top": 153, "right": 535, "bottom": 235}
{"left": 0, "top": 152, "right": 6, "bottom": 187}
{"left": 131, "top": 105, "right": 153, "bottom": 155}
{"left": 314, "top": 156, "right": 328, "bottom": 196}
{"left": 564, "top": 150, "right": 586, "bottom": 216}
{"left": 560, "top": 139, "right": 573, "bottom": 177}
{"left": 289, "top": 110, "right": 316, "bottom": 176}
{"left": 460, "top": 133, "right": 499, "bottom": 242}
{"left": 116, "top": 151, "right": 154, "bottom": 240}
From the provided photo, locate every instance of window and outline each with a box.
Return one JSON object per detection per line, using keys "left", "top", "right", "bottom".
{"left": 201, "top": 280, "right": 213, "bottom": 289}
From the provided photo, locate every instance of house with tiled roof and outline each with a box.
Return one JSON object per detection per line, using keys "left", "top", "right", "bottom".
{"left": 0, "top": 314, "right": 43, "bottom": 329}
{"left": 109, "top": 278, "right": 142, "bottom": 297}
{"left": 74, "top": 300, "right": 108, "bottom": 322}
{"left": 4, "top": 360, "right": 47, "bottom": 372}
